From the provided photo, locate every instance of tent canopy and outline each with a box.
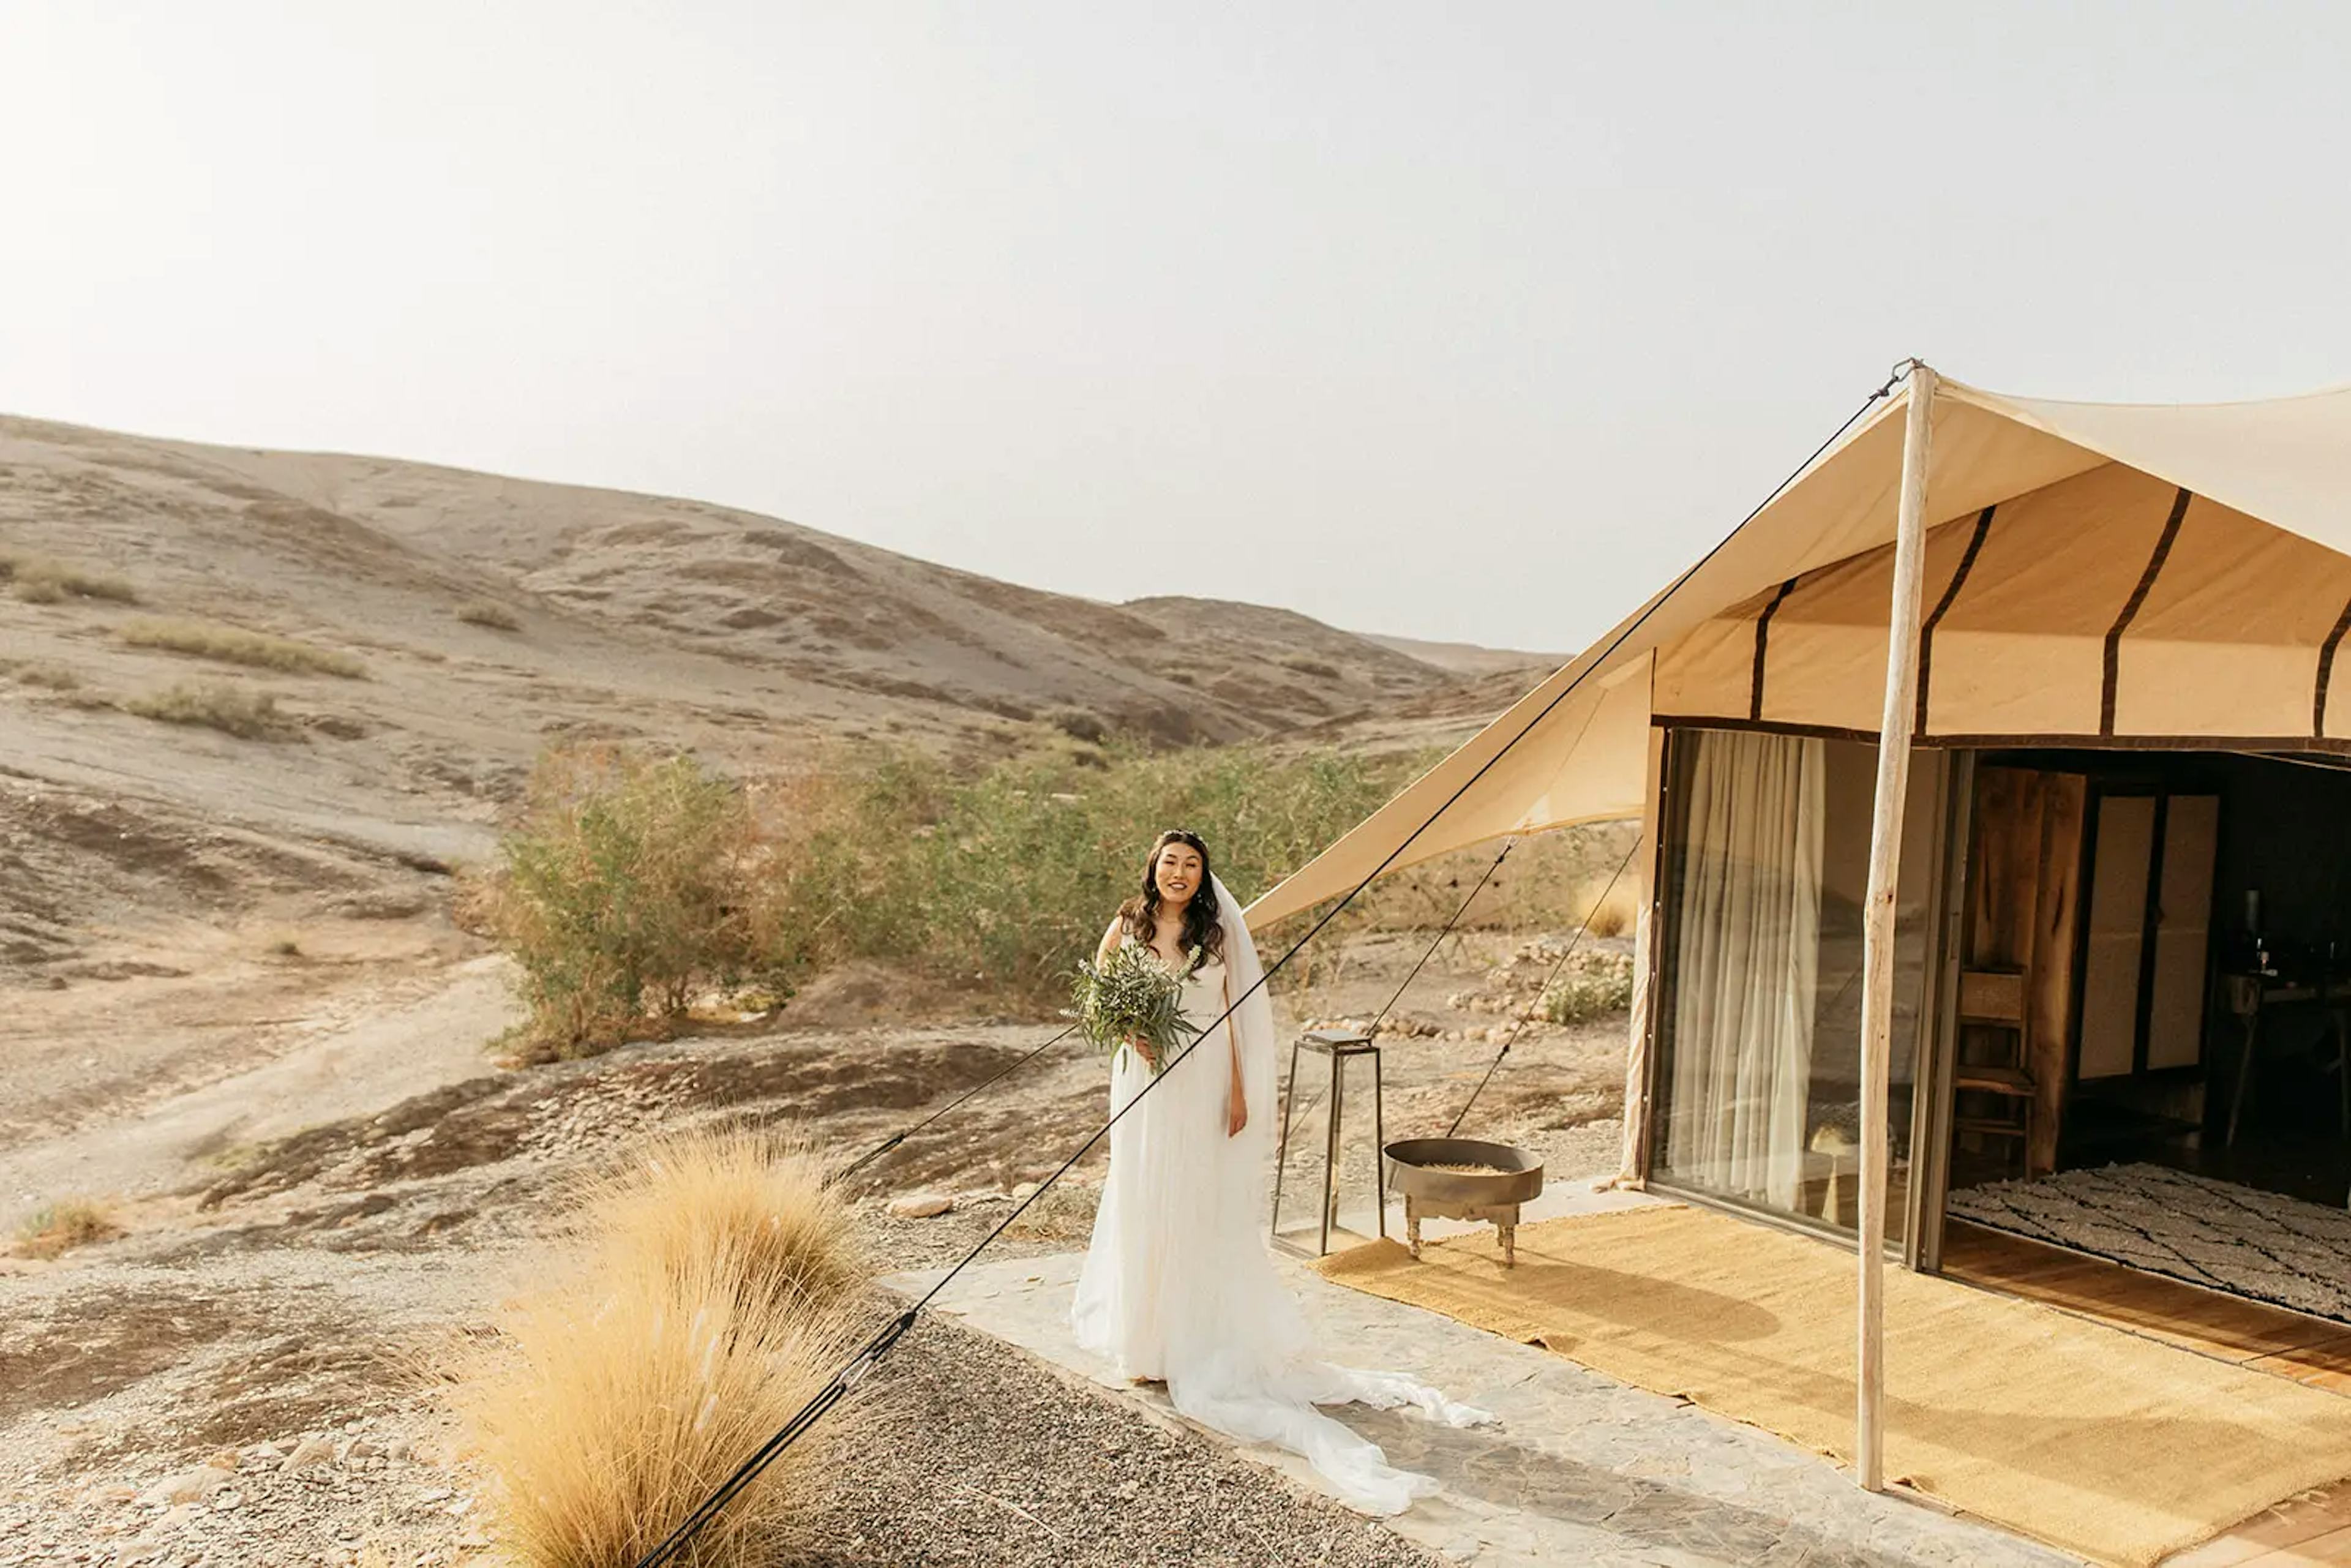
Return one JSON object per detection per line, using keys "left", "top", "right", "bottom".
{"left": 1248, "top": 374, "right": 2351, "bottom": 926}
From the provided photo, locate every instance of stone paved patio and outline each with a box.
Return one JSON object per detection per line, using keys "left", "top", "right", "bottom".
{"left": 882, "top": 1240, "right": 2083, "bottom": 1568}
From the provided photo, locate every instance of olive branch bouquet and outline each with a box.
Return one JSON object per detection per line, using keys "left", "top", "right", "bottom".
{"left": 1067, "top": 941, "right": 1203, "bottom": 1074}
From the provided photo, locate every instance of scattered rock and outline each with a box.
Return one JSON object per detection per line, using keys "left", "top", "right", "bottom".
{"left": 203, "top": 1447, "right": 241, "bottom": 1472}
{"left": 888, "top": 1191, "right": 954, "bottom": 1218}
{"left": 339, "top": 1435, "right": 381, "bottom": 1462}
{"left": 1010, "top": 1180, "right": 1040, "bottom": 1199}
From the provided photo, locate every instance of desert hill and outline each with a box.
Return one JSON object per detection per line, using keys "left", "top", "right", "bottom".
{"left": 0, "top": 412, "right": 1551, "bottom": 1144}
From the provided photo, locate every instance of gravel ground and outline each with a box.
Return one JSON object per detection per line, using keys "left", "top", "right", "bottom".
{"left": 797, "top": 1315, "right": 1445, "bottom": 1568}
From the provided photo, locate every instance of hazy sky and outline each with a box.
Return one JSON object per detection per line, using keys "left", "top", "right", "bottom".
{"left": 7, "top": 4, "right": 2350, "bottom": 652}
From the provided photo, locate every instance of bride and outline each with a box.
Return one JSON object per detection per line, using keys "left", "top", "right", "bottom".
{"left": 1070, "top": 828, "right": 1491, "bottom": 1515}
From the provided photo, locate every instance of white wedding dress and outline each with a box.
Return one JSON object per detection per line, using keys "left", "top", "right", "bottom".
{"left": 1070, "top": 874, "right": 1491, "bottom": 1515}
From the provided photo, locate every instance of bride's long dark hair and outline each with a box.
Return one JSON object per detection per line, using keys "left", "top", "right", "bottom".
{"left": 1117, "top": 828, "right": 1226, "bottom": 962}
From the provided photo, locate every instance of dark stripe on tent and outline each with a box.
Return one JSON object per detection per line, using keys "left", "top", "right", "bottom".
{"left": 1749, "top": 577, "right": 1799, "bottom": 721}
{"left": 2101, "top": 487, "right": 2192, "bottom": 737}
{"left": 1915, "top": 506, "right": 1997, "bottom": 734}
{"left": 2318, "top": 593, "right": 2351, "bottom": 740}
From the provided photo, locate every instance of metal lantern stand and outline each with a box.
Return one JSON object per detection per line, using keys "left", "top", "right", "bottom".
{"left": 1269, "top": 1027, "right": 1386, "bottom": 1256}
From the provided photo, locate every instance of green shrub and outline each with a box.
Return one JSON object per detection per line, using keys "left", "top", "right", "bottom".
{"left": 760, "top": 741, "right": 1411, "bottom": 1001}
{"left": 125, "top": 681, "right": 294, "bottom": 740}
{"left": 1540, "top": 950, "right": 1636, "bottom": 1024}
{"left": 121, "top": 618, "right": 365, "bottom": 678}
{"left": 487, "top": 748, "right": 793, "bottom": 1059}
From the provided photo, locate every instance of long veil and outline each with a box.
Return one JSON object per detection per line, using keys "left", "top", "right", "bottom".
{"left": 1141, "top": 874, "right": 1491, "bottom": 1515}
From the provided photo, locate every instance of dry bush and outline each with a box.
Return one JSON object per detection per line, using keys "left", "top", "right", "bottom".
{"left": 578, "top": 1131, "right": 866, "bottom": 1322}
{"left": 1580, "top": 876, "right": 1640, "bottom": 939}
{"left": 124, "top": 680, "right": 296, "bottom": 741}
{"left": 457, "top": 601, "right": 522, "bottom": 631}
{"left": 5, "top": 662, "right": 81, "bottom": 690}
{"left": 458, "top": 1133, "right": 868, "bottom": 1568}
{"left": 13, "top": 1198, "right": 122, "bottom": 1259}
{"left": 121, "top": 617, "right": 366, "bottom": 678}
{"left": 0, "top": 552, "right": 138, "bottom": 604}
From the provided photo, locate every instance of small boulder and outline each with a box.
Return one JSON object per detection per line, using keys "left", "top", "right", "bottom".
{"left": 1010, "top": 1181, "right": 1041, "bottom": 1200}
{"left": 281, "top": 1437, "right": 337, "bottom": 1472}
{"left": 139, "top": 1466, "right": 234, "bottom": 1507}
{"left": 887, "top": 1192, "right": 953, "bottom": 1219}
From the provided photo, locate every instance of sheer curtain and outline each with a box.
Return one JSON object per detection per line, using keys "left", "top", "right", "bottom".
{"left": 1663, "top": 730, "right": 1825, "bottom": 1210}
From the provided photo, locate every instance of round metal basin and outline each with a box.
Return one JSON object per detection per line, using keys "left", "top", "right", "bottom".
{"left": 1383, "top": 1136, "right": 1543, "bottom": 1208}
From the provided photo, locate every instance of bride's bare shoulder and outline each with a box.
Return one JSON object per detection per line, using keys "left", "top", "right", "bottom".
{"left": 1096, "top": 914, "right": 1127, "bottom": 962}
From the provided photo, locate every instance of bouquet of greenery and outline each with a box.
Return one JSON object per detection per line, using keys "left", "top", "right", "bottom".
{"left": 1068, "top": 942, "right": 1203, "bottom": 1074}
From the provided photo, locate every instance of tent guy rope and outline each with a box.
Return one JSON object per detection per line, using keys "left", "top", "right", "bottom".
{"left": 626, "top": 365, "right": 1915, "bottom": 1568}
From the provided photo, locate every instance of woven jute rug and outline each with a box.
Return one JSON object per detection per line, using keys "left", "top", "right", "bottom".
{"left": 1314, "top": 1204, "right": 2351, "bottom": 1567}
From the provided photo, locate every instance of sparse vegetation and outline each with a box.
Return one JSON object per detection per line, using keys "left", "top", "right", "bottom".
{"left": 268, "top": 936, "right": 303, "bottom": 958}
{"left": 457, "top": 601, "right": 522, "bottom": 632}
{"left": 486, "top": 748, "right": 795, "bottom": 1059}
{"left": 1043, "top": 705, "right": 1109, "bottom": 744}
{"left": 3, "top": 661, "right": 81, "bottom": 690}
{"left": 1279, "top": 655, "right": 1342, "bottom": 680}
{"left": 121, "top": 617, "right": 366, "bottom": 678}
{"left": 1540, "top": 950, "right": 1636, "bottom": 1025}
{"left": 0, "top": 552, "right": 138, "bottom": 605}
{"left": 479, "top": 736, "right": 1646, "bottom": 1046}
{"left": 13, "top": 1198, "right": 123, "bottom": 1259}
{"left": 457, "top": 1130, "right": 864, "bottom": 1568}
{"left": 125, "top": 680, "right": 296, "bottom": 740}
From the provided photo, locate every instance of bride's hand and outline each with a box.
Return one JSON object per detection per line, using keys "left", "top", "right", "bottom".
{"left": 1128, "top": 1037, "right": 1157, "bottom": 1070}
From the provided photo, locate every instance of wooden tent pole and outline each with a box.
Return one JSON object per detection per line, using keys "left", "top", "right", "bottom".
{"left": 1858, "top": 360, "right": 1937, "bottom": 1492}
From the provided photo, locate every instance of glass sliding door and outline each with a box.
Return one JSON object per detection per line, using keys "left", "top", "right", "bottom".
{"left": 1649, "top": 727, "right": 1942, "bottom": 1240}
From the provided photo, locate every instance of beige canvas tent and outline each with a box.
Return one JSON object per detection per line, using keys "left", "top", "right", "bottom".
{"left": 1248, "top": 365, "right": 2351, "bottom": 1487}
{"left": 1250, "top": 371, "right": 2351, "bottom": 929}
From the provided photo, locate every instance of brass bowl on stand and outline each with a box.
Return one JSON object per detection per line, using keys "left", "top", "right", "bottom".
{"left": 1382, "top": 1136, "right": 1544, "bottom": 1267}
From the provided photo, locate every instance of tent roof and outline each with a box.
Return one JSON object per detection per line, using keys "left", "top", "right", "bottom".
{"left": 1248, "top": 371, "right": 2351, "bottom": 926}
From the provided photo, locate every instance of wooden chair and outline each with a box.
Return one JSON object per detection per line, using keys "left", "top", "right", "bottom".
{"left": 1954, "top": 967, "right": 2035, "bottom": 1178}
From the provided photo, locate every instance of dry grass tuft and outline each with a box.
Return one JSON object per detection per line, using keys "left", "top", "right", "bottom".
{"left": 0, "top": 552, "right": 138, "bottom": 605}
{"left": 13, "top": 1198, "right": 123, "bottom": 1259}
{"left": 457, "top": 601, "right": 522, "bottom": 631}
{"left": 125, "top": 680, "right": 297, "bottom": 741}
{"left": 1581, "top": 877, "right": 1640, "bottom": 940}
{"left": 458, "top": 1130, "right": 868, "bottom": 1567}
{"left": 121, "top": 617, "right": 366, "bottom": 678}
{"left": 579, "top": 1131, "right": 867, "bottom": 1322}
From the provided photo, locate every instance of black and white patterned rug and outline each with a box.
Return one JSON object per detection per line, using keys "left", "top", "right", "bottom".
{"left": 1948, "top": 1162, "right": 2351, "bottom": 1324}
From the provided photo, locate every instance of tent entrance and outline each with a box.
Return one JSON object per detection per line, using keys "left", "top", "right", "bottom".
{"left": 1932, "top": 746, "right": 2351, "bottom": 1325}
